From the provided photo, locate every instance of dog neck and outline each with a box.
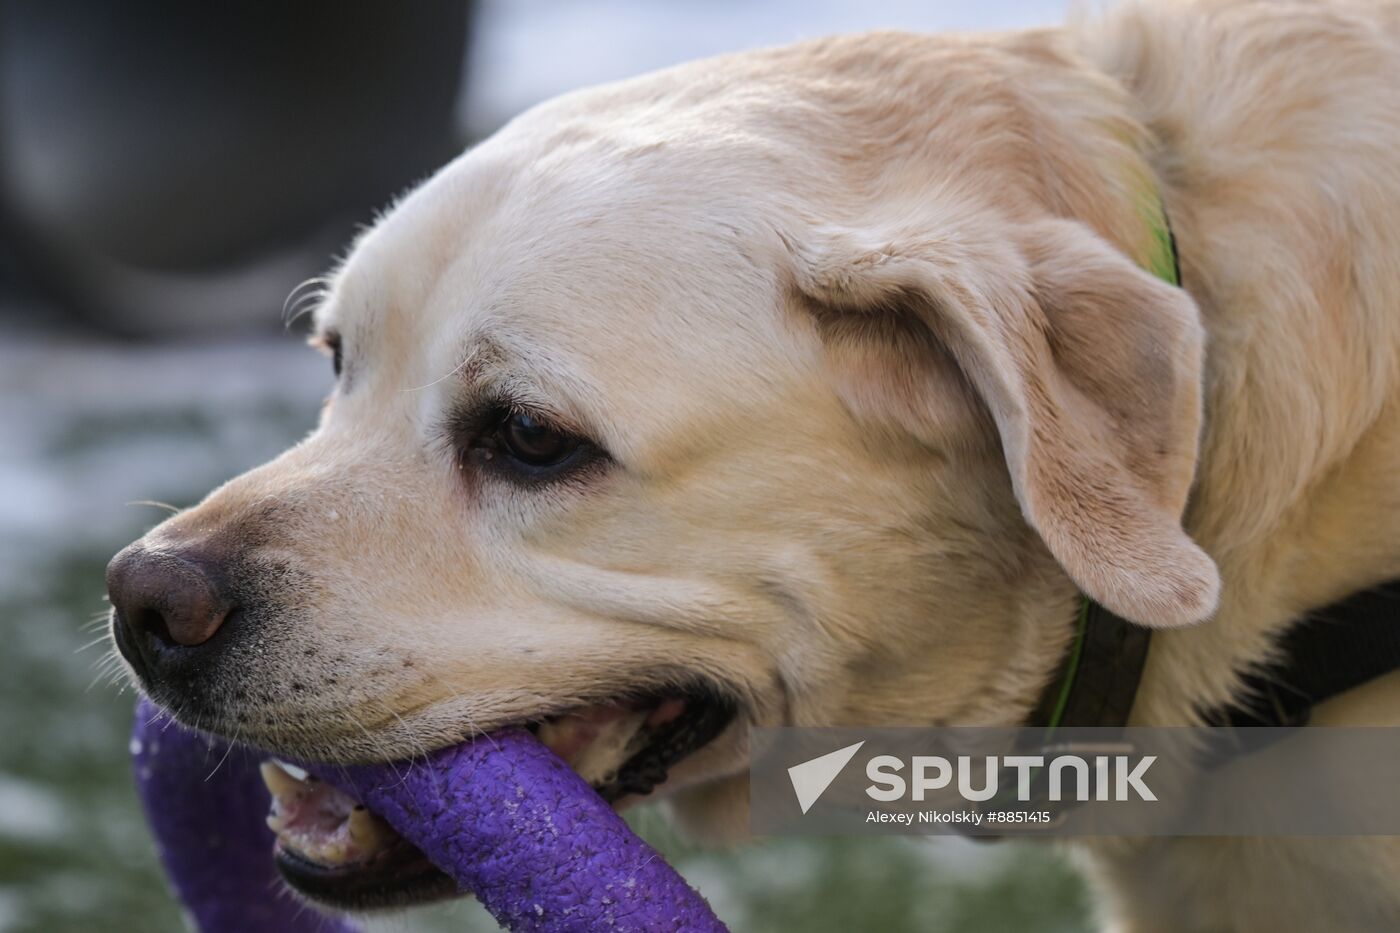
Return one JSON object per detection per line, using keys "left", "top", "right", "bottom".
{"left": 1080, "top": 26, "right": 1400, "bottom": 726}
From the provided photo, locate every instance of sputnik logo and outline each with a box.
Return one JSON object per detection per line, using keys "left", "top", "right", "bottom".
{"left": 787, "top": 741, "right": 865, "bottom": 814}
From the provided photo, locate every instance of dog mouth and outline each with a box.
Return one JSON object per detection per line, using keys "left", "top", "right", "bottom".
{"left": 266, "top": 688, "right": 737, "bottom": 910}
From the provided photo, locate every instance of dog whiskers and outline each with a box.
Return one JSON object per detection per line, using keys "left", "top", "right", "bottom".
{"left": 282, "top": 276, "right": 332, "bottom": 330}
{"left": 204, "top": 721, "right": 243, "bottom": 782}
{"left": 124, "top": 499, "right": 182, "bottom": 515}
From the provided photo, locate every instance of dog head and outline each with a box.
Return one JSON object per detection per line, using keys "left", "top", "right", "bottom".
{"left": 108, "top": 32, "right": 1217, "bottom": 901}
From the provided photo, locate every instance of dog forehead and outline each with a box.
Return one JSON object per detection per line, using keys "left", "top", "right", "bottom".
{"left": 339, "top": 134, "right": 810, "bottom": 433}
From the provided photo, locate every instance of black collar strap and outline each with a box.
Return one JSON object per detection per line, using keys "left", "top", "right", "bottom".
{"left": 1027, "top": 597, "right": 1150, "bottom": 730}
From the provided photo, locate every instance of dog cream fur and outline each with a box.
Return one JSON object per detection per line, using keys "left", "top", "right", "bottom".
{"left": 118, "top": 1, "right": 1400, "bottom": 929}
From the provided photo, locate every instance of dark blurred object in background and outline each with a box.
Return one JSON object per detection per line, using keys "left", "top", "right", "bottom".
{"left": 0, "top": 0, "right": 473, "bottom": 337}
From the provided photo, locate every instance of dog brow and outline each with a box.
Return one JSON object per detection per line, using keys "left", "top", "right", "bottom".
{"left": 434, "top": 333, "right": 598, "bottom": 441}
{"left": 456, "top": 336, "right": 506, "bottom": 385}
{"left": 400, "top": 335, "right": 503, "bottom": 395}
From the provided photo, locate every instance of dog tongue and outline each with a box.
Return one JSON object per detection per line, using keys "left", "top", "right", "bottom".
{"left": 131, "top": 698, "right": 728, "bottom": 933}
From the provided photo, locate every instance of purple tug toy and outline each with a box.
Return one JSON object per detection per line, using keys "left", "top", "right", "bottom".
{"left": 131, "top": 698, "right": 727, "bottom": 932}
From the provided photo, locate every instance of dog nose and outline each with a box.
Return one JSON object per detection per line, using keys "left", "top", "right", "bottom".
{"left": 107, "top": 543, "right": 235, "bottom": 663}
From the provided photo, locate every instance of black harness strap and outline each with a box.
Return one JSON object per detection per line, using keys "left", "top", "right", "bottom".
{"left": 1030, "top": 581, "right": 1400, "bottom": 732}
{"left": 1209, "top": 580, "right": 1400, "bottom": 727}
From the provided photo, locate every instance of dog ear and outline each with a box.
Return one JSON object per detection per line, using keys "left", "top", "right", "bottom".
{"left": 790, "top": 216, "right": 1219, "bottom": 628}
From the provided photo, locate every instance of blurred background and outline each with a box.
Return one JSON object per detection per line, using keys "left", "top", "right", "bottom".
{"left": 0, "top": 1, "right": 1093, "bottom": 930}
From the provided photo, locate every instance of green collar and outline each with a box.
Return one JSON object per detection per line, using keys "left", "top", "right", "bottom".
{"left": 1138, "top": 188, "right": 1182, "bottom": 287}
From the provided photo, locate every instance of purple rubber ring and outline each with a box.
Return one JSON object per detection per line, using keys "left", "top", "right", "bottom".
{"left": 132, "top": 698, "right": 727, "bottom": 932}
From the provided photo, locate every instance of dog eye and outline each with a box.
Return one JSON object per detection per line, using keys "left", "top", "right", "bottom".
{"left": 496, "top": 412, "right": 580, "bottom": 467}
{"left": 326, "top": 333, "right": 343, "bottom": 378}
{"left": 455, "top": 406, "right": 605, "bottom": 484}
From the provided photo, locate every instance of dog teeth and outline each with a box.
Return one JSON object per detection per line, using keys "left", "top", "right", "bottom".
{"left": 271, "top": 759, "right": 310, "bottom": 782}
{"left": 259, "top": 760, "right": 307, "bottom": 800}
{"left": 348, "top": 806, "right": 395, "bottom": 852}
{"left": 259, "top": 759, "right": 399, "bottom": 864}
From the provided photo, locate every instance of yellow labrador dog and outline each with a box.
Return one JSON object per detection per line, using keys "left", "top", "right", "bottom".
{"left": 107, "top": 0, "right": 1400, "bottom": 929}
